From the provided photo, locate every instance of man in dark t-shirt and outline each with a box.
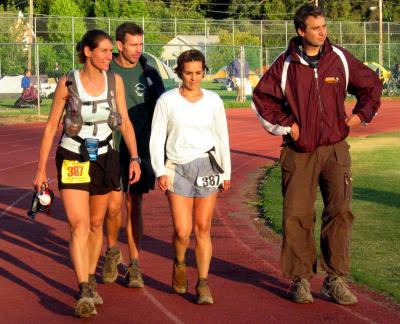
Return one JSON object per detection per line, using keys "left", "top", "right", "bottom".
{"left": 102, "top": 22, "right": 164, "bottom": 288}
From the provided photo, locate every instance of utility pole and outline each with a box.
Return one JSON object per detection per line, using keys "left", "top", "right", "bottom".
{"left": 28, "top": 0, "right": 33, "bottom": 70}
{"left": 378, "top": 0, "right": 383, "bottom": 66}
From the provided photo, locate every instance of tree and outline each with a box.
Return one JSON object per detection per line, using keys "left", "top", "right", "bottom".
{"left": 264, "top": 0, "right": 287, "bottom": 20}
{"left": 322, "top": 0, "right": 352, "bottom": 21}
{"left": 48, "top": 0, "right": 86, "bottom": 43}
{"left": 229, "top": 0, "right": 264, "bottom": 19}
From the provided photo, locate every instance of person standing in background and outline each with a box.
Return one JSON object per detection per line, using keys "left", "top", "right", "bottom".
{"left": 252, "top": 4, "right": 382, "bottom": 305}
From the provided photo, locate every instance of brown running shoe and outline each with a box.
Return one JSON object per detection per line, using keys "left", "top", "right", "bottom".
{"left": 102, "top": 246, "right": 123, "bottom": 283}
{"left": 172, "top": 259, "right": 187, "bottom": 294}
{"left": 196, "top": 278, "right": 214, "bottom": 305}
{"left": 125, "top": 263, "right": 144, "bottom": 288}
{"left": 321, "top": 275, "right": 358, "bottom": 305}
{"left": 75, "top": 283, "right": 96, "bottom": 318}
{"left": 287, "top": 278, "right": 313, "bottom": 304}
{"left": 89, "top": 274, "right": 103, "bottom": 305}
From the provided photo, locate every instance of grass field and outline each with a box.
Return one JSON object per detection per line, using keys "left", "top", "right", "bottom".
{"left": 258, "top": 131, "right": 400, "bottom": 303}
{"left": 0, "top": 80, "right": 250, "bottom": 121}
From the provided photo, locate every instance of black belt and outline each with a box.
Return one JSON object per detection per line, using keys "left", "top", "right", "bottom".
{"left": 71, "top": 134, "right": 112, "bottom": 162}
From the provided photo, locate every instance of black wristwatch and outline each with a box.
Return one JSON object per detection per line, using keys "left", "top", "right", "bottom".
{"left": 130, "top": 156, "right": 141, "bottom": 164}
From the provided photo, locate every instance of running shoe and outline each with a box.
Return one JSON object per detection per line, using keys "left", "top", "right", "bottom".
{"left": 287, "top": 278, "right": 313, "bottom": 303}
{"left": 125, "top": 263, "right": 144, "bottom": 288}
{"left": 89, "top": 274, "right": 103, "bottom": 305}
{"left": 196, "top": 278, "right": 214, "bottom": 305}
{"left": 172, "top": 259, "right": 187, "bottom": 294}
{"left": 321, "top": 275, "right": 358, "bottom": 305}
{"left": 102, "top": 246, "right": 123, "bottom": 283}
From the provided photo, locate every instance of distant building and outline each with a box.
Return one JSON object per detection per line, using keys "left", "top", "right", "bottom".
{"left": 161, "top": 35, "right": 220, "bottom": 68}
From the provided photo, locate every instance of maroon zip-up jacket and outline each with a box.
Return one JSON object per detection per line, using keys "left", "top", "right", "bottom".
{"left": 252, "top": 37, "right": 382, "bottom": 153}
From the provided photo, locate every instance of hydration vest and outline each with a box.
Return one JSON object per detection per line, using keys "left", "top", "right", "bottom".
{"left": 63, "top": 70, "right": 121, "bottom": 137}
{"left": 63, "top": 70, "right": 122, "bottom": 161}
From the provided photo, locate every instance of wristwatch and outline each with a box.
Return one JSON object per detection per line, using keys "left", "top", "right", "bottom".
{"left": 130, "top": 156, "right": 141, "bottom": 164}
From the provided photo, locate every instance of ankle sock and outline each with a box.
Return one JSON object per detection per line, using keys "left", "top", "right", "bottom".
{"left": 129, "top": 258, "right": 139, "bottom": 267}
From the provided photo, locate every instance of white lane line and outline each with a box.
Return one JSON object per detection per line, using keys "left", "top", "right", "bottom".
{"left": 0, "top": 160, "right": 38, "bottom": 172}
{"left": 0, "top": 179, "right": 56, "bottom": 220}
{"left": 0, "top": 155, "right": 54, "bottom": 172}
{"left": 0, "top": 190, "right": 32, "bottom": 220}
{"left": 1, "top": 180, "right": 184, "bottom": 324}
{"left": 0, "top": 146, "right": 39, "bottom": 156}
{"left": 142, "top": 289, "right": 184, "bottom": 324}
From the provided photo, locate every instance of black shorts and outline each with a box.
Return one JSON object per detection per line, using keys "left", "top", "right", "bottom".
{"left": 55, "top": 146, "right": 120, "bottom": 195}
{"left": 120, "top": 156, "right": 155, "bottom": 194}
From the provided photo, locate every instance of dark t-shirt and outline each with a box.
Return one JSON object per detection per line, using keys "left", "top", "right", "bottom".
{"left": 110, "top": 58, "right": 150, "bottom": 158}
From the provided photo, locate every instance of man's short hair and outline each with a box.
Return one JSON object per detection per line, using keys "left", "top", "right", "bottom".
{"left": 294, "top": 4, "right": 325, "bottom": 32}
{"left": 116, "top": 22, "right": 144, "bottom": 43}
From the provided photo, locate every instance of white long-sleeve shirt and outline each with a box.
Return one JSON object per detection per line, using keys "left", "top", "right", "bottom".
{"left": 150, "top": 88, "right": 231, "bottom": 180}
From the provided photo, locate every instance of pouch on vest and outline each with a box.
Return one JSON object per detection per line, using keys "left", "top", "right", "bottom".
{"left": 63, "top": 79, "right": 83, "bottom": 137}
{"left": 63, "top": 70, "right": 121, "bottom": 138}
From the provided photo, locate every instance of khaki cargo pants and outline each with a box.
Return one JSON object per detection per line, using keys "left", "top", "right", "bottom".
{"left": 280, "top": 140, "right": 355, "bottom": 279}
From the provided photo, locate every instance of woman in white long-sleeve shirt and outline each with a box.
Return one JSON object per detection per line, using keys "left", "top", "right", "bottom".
{"left": 150, "top": 49, "right": 231, "bottom": 305}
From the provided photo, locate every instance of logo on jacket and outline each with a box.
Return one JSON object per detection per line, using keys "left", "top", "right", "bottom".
{"left": 324, "top": 77, "right": 339, "bottom": 84}
{"left": 134, "top": 82, "right": 146, "bottom": 96}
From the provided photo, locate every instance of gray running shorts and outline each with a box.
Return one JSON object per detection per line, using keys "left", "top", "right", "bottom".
{"left": 165, "top": 157, "right": 220, "bottom": 198}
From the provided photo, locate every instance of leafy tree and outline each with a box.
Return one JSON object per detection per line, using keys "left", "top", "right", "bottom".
{"left": 264, "top": 0, "right": 287, "bottom": 20}
{"left": 0, "top": 2, "right": 28, "bottom": 74}
{"left": 94, "top": 0, "right": 120, "bottom": 18}
{"left": 167, "top": 0, "right": 206, "bottom": 19}
{"left": 322, "top": 0, "right": 352, "bottom": 21}
{"left": 33, "top": 0, "right": 53, "bottom": 15}
{"left": 229, "top": 0, "right": 264, "bottom": 19}
{"left": 47, "top": 0, "right": 86, "bottom": 43}
{"left": 120, "top": 0, "right": 150, "bottom": 18}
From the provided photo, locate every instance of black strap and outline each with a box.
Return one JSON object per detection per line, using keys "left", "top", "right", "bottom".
{"left": 206, "top": 147, "right": 224, "bottom": 174}
{"left": 71, "top": 134, "right": 113, "bottom": 162}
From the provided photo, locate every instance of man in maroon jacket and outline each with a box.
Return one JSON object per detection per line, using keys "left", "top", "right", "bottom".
{"left": 252, "top": 4, "right": 382, "bottom": 305}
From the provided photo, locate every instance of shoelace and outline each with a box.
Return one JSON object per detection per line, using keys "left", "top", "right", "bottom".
{"left": 104, "top": 253, "right": 118, "bottom": 273}
{"left": 287, "top": 278, "right": 311, "bottom": 298}
{"left": 125, "top": 265, "right": 141, "bottom": 279}
{"left": 330, "top": 277, "right": 349, "bottom": 297}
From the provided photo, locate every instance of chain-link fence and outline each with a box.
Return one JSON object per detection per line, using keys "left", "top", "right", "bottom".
{"left": 1, "top": 15, "right": 400, "bottom": 110}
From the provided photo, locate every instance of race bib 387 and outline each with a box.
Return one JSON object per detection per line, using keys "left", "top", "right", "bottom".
{"left": 61, "top": 160, "right": 91, "bottom": 184}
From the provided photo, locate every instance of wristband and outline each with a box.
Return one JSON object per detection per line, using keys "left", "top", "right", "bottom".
{"left": 130, "top": 156, "right": 141, "bottom": 164}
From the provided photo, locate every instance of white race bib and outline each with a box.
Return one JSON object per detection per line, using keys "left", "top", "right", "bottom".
{"left": 196, "top": 174, "right": 223, "bottom": 188}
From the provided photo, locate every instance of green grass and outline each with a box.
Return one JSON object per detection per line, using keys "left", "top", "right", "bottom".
{"left": 258, "top": 131, "right": 400, "bottom": 303}
{"left": 0, "top": 98, "right": 52, "bottom": 118}
{"left": 0, "top": 81, "right": 250, "bottom": 119}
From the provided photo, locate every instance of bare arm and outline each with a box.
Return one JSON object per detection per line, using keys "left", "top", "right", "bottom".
{"left": 33, "top": 75, "right": 68, "bottom": 190}
{"left": 114, "top": 73, "right": 141, "bottom": 184}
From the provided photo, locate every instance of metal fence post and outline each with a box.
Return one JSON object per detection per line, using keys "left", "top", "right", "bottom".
{"left": 174, "top": 17, "right": 177, "bottom": 37}
{"left": 72, "top": 16, "right": 75, "bottom": 70}
{"left": 35, "top": 43, "right": 41, "bottom": 116}
{"left": 204, "top": 20, "right": 207, "bottom": 65}
{"left": 239, "top": 45, "right": 245, "bottom": 102}
{"left": 108, "top": 17, "right": 111, "bottom": 35}
{"left": 285, "top": 21, "right": 288, "bottom": 45}
{"left": 364, "top": 22, "right": 367, "bottom": 62}
{"left": 388, "top": 22, "right": 391, "bottom": 68}
{"left": 142, "top": 17, "right": 145, "bottom": 51}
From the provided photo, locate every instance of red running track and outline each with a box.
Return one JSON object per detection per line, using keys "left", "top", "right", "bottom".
{"left": 0, "top": 100, "right": 399, "bottom": 323}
